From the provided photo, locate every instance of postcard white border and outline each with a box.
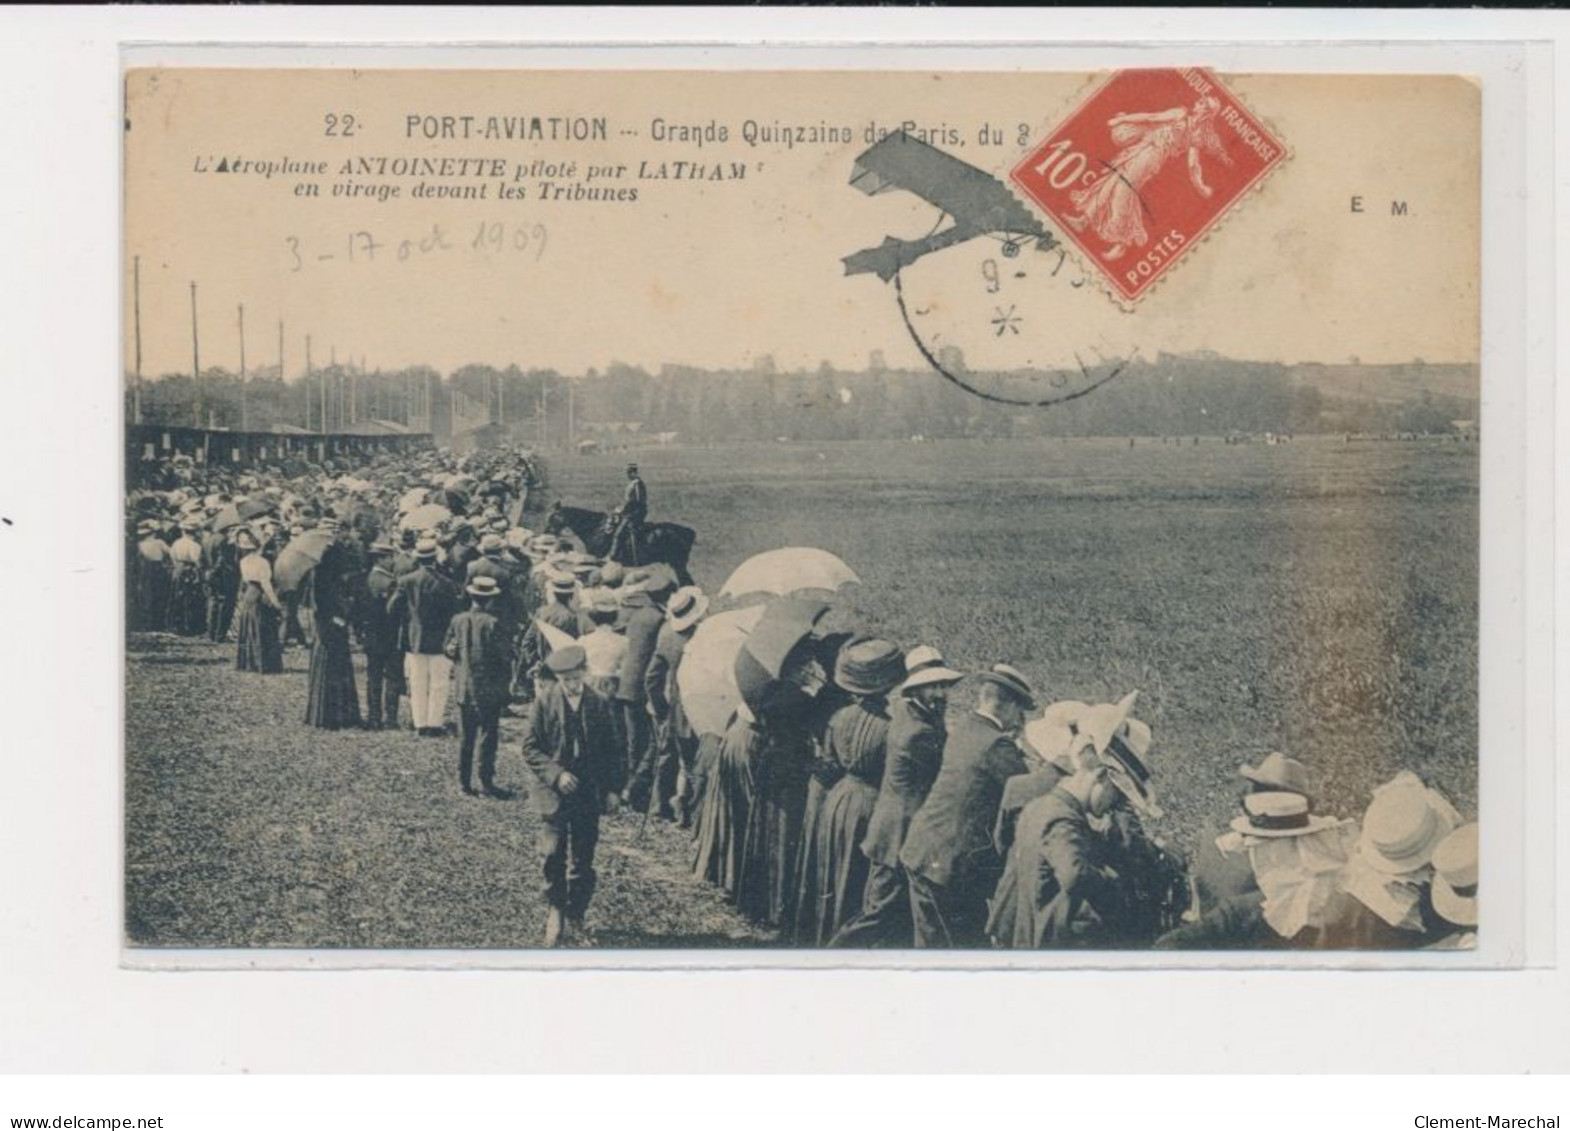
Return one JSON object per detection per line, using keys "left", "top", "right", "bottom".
{"left": 0, "top": 5, "right": 1561, "bottom": 1073}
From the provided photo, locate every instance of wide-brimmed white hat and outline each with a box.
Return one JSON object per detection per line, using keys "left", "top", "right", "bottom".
{"left": 1430, "top": 822, "right": 1478, "bottom": 927}
{"left": 1357, "top": 773, "right": 1459, "bottom": 875}
{"left": 1022, "top": 700, "right": 1093, "bottom": 771}
{"left": 1230, "top": 791, "right": 1340, "bottom": 839}
{"left": 1079, "top": 691, "right": 1139, "bottom": 757}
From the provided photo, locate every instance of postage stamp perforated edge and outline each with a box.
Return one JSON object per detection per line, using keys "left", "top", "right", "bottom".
{"left": 1005, "top": 67, "right": 1295, "bottom": 313}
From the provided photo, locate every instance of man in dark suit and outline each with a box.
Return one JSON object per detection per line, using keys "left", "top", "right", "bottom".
{"left": 642, "top": 586, "right": 709, "bottom": 825}
{"left": 467, "top": 533, "right": 525, "bottom": 700}
{"left": 830, "top": 647, "right": 963, "bottom": 948}
{"left": 617, "top": 570, "right": 674, "bottom": 813}
{"left": 358, "top": 541, "right": 404, "bottom": 730}
{"left": 520, "top": 645, "right": 625, "bottom": 946}
{"left": 202, "top": 523, "right": 239, "bottom": 642}
{"left": 445, "top": 575, "right": 514, "bottom": 798}
{"left": 899, "top": 663, "right": 1036, "bottom": 948}
{"left": 387, "top": 536, "right": 461, "bottom": 737}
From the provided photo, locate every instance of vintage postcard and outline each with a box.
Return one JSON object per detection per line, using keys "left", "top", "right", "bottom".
{"left": 122, "top": 66, "right": 1480, "bottom": 958}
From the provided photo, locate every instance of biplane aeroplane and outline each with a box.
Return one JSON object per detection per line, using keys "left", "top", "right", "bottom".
{"left": 841, "top": 133, "right": 1058, "bottom": 282}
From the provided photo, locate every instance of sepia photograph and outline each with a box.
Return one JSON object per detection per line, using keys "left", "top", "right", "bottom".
{"left": 121, "top": 65, "right": 1482, "bottom": 956}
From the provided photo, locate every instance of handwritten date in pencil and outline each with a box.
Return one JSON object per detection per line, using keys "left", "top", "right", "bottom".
{"left": 284, "top": 222, "right": 548, "bottom": 271}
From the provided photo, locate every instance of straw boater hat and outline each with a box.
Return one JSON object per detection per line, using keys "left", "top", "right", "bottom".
{"left": 1241, "top": 751, "right": 1314, "bottom": 799}
{"left": 1357, "top": 775, "right": 1459, "bottom": 875}
{"left": 547, "top": 571, "right": 578, "bottom": 595}
{"left": 666, "top": 586, "right": 710, "bottom": 633}
{"left": 975, "top": 663, "right": 1037, "bottom": 710}
{"left": 833, "top": 638, "right": 905, "bottom": 697}
{"left": 587, "top": 593, "right": 621, "bottom": 620}
{"left": 1230, "top": 791, "right": 1339, "bottom": 839}
{"left": 1430, "top": 823, "right": 1478, "bottom": 927}
{"left": 899, "top": 644, "right": 963, "bottom": 694}
{"left": 467, "top": 575, "right": 501, "bottom": 600}
{"left": 415, "top": 536, "right": 439, "bottom": 559}
{"left": 480, "top": 533, "right": 505, "bottom": 555}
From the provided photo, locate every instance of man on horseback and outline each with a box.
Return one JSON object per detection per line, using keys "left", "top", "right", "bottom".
{"left": 608, "top": 463, "right": 648, "bottom": 566}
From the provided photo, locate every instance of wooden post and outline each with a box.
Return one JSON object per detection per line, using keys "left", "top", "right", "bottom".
{"left": 238, "top": 303, "right": 247, "bottom": 432}
{"left": 190, "top": 281, "right": 201, "bottom": 427}
{"left": 132, "top": 255, "right": 143, "bottom": 424}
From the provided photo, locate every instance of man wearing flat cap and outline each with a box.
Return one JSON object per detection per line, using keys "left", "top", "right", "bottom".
{"left": 521, "top": 645, "right": 625, "bottom": 946}
{"left": 900, "top": 663, "right": 1036, "bottom": 948}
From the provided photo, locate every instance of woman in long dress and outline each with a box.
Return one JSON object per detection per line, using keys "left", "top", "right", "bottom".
{"left": 1063, "top": 94, "right": 1230, "bottom": 261}
{"left": 691, "top": 708, "right": 762, "bottom": 899}
{"left": 736, "top": 707, "right": 813, "bottom": 931}
{"left": 793, "top": 640, "right": 900, "bottom": 947}
{"left": 233, "top": 528, "right": 284, "bottom": 674}
{"left": 304, "top": 538, "right": 362, "bottom": 729}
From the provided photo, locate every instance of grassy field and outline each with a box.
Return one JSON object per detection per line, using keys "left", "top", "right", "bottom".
{"left": 126, "top": 434, "right": 1478, "bottom": 948}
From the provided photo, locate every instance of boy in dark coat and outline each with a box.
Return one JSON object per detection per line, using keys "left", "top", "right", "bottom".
{"left": 520, "top": 645, "right": 625, "bottom": 946}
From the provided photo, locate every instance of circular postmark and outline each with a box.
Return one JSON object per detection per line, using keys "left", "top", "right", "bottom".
{"left": 840, "top": 132, "right": 1140, "bottom": 407}
{"left": 891, "top": 232, "right": 1138, "bottom": 408}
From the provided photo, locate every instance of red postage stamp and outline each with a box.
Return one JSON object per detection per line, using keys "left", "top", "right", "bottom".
{"left": 1011, "top": 67, "right": 1288, "bottom": 304}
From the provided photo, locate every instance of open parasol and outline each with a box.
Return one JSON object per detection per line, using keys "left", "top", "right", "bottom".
{"left": 397, "top": 487, "right": 430, "bottom": 513}
{"left": 399, "top": 503, "right": 452, "bottom": 532}
{"left": 676, "top": 605, "right": 766, "bottom": 736}
{"left": 273, "top": 529, "right": 335, "bottom": 594}
{"left": 210, "top": 497, "right": 274, "bottom": 533}
{"left": 719, "top": 547, "right": 860, "bottom": 601}
{"left": 533, "top": 618, "right": 577, "bottom": 660}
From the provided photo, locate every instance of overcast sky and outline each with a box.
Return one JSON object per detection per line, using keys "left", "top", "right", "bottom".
{"left": 126, "top": 69, "right": 1479, "bottom": 378}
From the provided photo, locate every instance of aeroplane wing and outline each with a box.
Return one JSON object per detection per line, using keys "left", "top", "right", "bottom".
{"left": 848, "top": 134, "right": 1047, "bottom": 239}
{"left": 844, "top": 134, "right": 1052, "bottom": 279}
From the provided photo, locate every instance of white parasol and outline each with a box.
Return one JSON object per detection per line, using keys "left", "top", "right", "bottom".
{"left": 718, "top": 547, "right": 860, "bottom": 601}
{"left": 676, "top": 605, "right": 767, "bottom": 736}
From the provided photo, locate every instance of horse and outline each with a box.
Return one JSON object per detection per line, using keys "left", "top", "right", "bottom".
{"left": 544, "top": 502, "right": 696, "bottom": 586}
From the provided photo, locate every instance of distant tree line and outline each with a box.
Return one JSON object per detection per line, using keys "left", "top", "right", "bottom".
{"left": 126, "top": 353, "right": 1478, "bottom": 443}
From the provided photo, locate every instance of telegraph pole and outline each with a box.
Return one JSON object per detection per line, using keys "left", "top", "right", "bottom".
{"left": 238, "top": 303, "right": 248, "bottom": 431}
{"left": 131, "top": 256, "right": 143, "bottom": 425}
{"left": 190, "top": 281, "right": 201, "bottom": 427}
{"left": 567, "top": 375, "right": 575, "bottom": 449}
